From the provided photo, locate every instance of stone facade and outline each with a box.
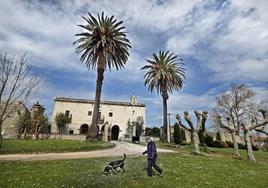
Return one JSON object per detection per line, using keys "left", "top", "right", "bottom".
{"left": 2, "top": 101, "right": 48, "bottom": 139}
{"left": 51, "top": 96, "right": 146, "bottom": 140}
{"left": 2, "top": 102, "right": 30, "bottom": 139}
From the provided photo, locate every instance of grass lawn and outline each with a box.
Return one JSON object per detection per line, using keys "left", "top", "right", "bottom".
{"left": 0, "top": 139, "right": 115, "bottom": 154}
{"left": 0, "top": 145, "right": 267, "bottom": 188}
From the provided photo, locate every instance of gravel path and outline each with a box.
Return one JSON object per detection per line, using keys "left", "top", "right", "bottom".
{"left": 0, "top": 141, "right": 174, "bottom": 161}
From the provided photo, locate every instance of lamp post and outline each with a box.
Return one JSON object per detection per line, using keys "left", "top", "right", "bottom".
{"left": 167, "top": 113, "right": 171, "bottom": 143}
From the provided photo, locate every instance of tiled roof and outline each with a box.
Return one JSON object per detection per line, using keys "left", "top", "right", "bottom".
{"left": 54, "top": 97, "right": 146, "bottom": 107}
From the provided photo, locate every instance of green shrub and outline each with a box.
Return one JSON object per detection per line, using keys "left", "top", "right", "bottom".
{"left": 204, "top": 134, "right": 228, "bottom": 148}
{"left": 226, "top": 141, "right": 233, "bottom": 148}
{"left": 204, "top": 134, "right": 214, "bottom": 147}
{"left": 181, "top": 128, "right": 186, "bottom": 141}
{"left": 216, "top": 132, "right": 221, "bottom": 142}
{"left": 173, "top": 123, "right": 182, "bottom": 145}
{"left": 225, "top": 141, "right": 259, "bottom": 151}
{"left": 198, "top": 130, "right": 205, "bottom": 145}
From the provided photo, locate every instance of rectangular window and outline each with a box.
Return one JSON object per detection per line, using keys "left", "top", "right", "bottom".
{"left": 88, "top": 111, "right": 92, "bottom": 116}
{"left": 69, "top": 114, "right": 72, "bottom": 123}
{"left": 65, "top": 110, "right": 70, "bottom": 117}
{"left": 109, "top": 112, "right": 113, "bottom": 117}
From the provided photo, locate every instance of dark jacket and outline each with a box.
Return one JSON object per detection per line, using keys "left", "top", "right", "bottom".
{"left": 143, "top": 140, "right": 157, "bottom": 159}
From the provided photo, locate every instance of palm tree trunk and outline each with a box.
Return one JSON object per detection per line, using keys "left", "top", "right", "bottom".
{"left": 88, "top": 52, "right": 105, "bottom": 139}
{"left": 160, "top": 91, "right": 168, "bottom": 142}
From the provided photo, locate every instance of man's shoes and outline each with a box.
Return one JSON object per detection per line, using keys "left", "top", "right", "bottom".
{"left": 159, "top": 169, "right": 163, "bottom": 177}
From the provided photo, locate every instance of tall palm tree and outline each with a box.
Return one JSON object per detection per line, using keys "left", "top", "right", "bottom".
{"left": 74, "top": 12, "right": 131, "bottom": 138}
{"left": 141, "top": 50, "right": 185, "bottom": 142}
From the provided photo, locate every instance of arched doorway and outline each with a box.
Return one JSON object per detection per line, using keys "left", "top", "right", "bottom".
{"left": 80, "top": 124, "right": 89, "bottom": 134}
{"left": 111, "top": 125, "right": 119, "bottom": 140}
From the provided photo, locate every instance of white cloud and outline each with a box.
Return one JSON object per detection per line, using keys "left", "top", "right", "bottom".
{"left": 166, "top": 0, "right": 268, "bottom": 83}
{"left": 252, "top": 86, "right": 268, "bottom": 104}
{"left": 1, "top": 0, "right": 267, "bottom": 126}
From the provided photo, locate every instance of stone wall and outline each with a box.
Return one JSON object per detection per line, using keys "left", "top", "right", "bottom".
{"left": 2, "top": 103, "right": 29, "bottom": 139}
{"left": 48, "top": 134, "right": 87, "bottom": 141}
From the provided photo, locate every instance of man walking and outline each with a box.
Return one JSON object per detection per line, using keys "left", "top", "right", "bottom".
{"left": 143, "top": 137, "right": 163, "bottom": 177}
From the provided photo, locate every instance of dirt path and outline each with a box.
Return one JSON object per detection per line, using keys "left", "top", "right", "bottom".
{"left": 0, "top": 141, "right": 174, "bottom": 161}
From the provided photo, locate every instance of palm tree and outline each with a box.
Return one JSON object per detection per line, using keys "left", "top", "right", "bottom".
{"left": 74, "top": 12, "right": 131, "bottom": 139}
{"left": 141, "top": 50, "right": 185, "bottom": 142}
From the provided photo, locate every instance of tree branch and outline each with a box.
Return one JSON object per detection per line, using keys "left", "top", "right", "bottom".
{"left": 175, "top": 114, "right": 191, "bottom": 131}
{"left": 184, "top": 111, "right": 194, "bottom": 130}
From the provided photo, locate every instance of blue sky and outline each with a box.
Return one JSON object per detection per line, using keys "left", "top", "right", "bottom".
{"left": 0, "top": 0, "right": 267, "bottom": 128}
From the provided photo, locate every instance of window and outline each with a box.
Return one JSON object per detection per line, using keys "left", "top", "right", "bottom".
{"left": 65, "top": 110, "right": 70, "bottom": 117}
{"left": 88, "top": 111, "right": 92, "bottom": 116}
{"left": 109, "top": 112, "right": 113, "bottom": 117}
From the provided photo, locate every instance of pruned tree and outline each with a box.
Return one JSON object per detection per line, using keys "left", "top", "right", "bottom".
{"left": 0, "top": 52, "right": 41, "bottom": 148}
{"left": 176, "top": 111, "right": 208, "bottom": 154}
{"left": 199, "top": 112, "right": 207, "bottom": 146}
{"left": 241, "top": 109, "right": 268, "bottom": 161}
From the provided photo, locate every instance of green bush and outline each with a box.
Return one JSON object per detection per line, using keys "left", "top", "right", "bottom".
{"left": 145, "top": 127, "right": 160, "bottom": 137}
{"left": 198, "top": 130, "right": 205, "bottom": 145}
{"left": 225, "top": 141, "right": 259, "bottom": 151}
{"left": 204, "top": 134, "right": 214, "bottom": 147}
{"left": 173, "top": 123, "right": 182, "bottom": 144}
{"left": 204, "top": 134, "right": 228, "bottom": 148}
{"left": 181, "top": 128, "right": 186, "bottom": 141}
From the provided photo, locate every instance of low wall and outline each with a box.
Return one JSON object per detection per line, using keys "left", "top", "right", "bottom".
{"left": 48, "top": 134, "right": 87, "bottom": 141}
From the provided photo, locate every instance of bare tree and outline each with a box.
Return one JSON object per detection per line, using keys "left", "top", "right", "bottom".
{"left": 32, "top": 114, "right": 48, "bottom": 140}
{"left": 213, "top": 84, "right": 256, "bottom": 158}
{"left": 215, "top": 84, "right": 255, "bottom": 134}
{"left": 254, "top": 102, "right": 268, "bottom": 136}
{"left": 213, "top": 84, "right": 268, "bottom": 161}
{"left": 215, "top": 115, "right": 241, "bottom": 158}
{"left": 176, "top": 111, "right": 208, "bottom": 155}
{"left": 0, "top": 52, "right": 41, "bottom": 148}
{"left": 242, "top": 109, "right": 268, "bottom": 161}
{"left": 17, "top": 110, "right": 32, "bottom": 139}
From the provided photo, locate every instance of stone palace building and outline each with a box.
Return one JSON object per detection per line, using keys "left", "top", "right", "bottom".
{"left": 51, "top": 96, "right": 146, "bottom": 140}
